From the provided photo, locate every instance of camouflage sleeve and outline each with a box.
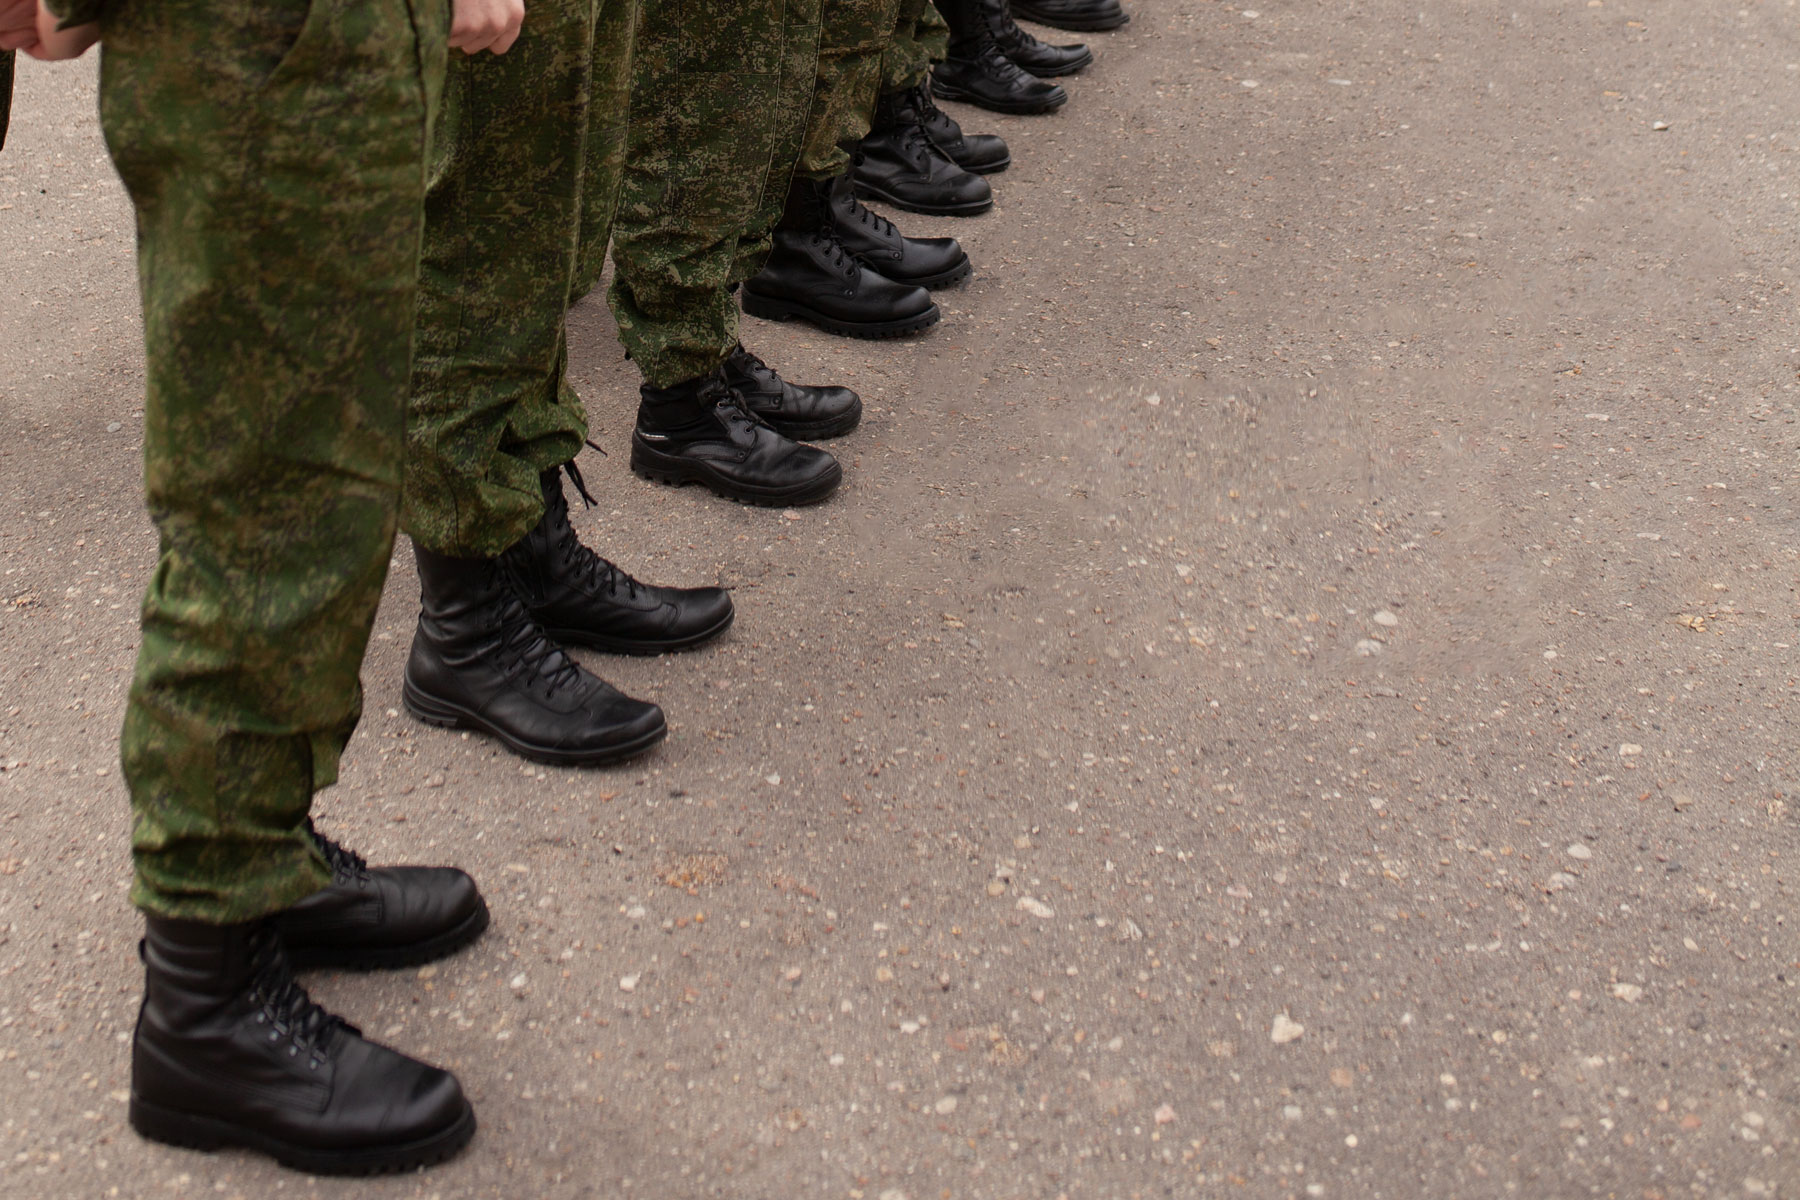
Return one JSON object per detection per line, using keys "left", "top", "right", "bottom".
{"left": 41, "top": 0, "right": 108, "bottom": 27}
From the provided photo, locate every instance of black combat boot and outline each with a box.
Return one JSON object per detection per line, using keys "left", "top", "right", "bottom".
{"left": 273, "top": 820, "right": 489, "bottom": 970}
{"left": 990, "top": 0, "right": 1094, "bottom": 75}
{"left": 932, "top": 0, "right": 1069, "bottom": 114}
{"left": 742, "top": 176, "right": 940, "bottom": 339}
{"left": 1009, "top": 0, "right": 1127, "bottom": 31}
{"left": 500, "top": 465, "right": 735, "bottom": 654}
{"left": 723, "top": 343, "right": 864, "bottom": 440}
{"left": 825, "top": 174, "right": 970, "bottom": 290}
{"left": 404, "top": 545, "right": 668, "bottom": 766}
{"left": 130, "top": 916, "right": 475, "bottom": 1174}
{"left": 851, "top": 87, "right": 996, "bottom": 213}
{"left": 631, "top": 370, "right": 844, "bottom": 505}
{"left": 896, "top": 83, "right": 1012, "bottom": 175}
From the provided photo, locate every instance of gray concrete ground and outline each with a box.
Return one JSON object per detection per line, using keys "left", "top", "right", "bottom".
{"left": 3, "top": 0, "right": 1798, "bottom": 1196}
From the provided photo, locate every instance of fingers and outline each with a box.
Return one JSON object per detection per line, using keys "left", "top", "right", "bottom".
{"left": 23, "top": 1, "right": 97, "bottom": 59}
{"left": 24, "top": 20, "right": 97, "bottom": 59}
{"left": 448, "top": 0, "right": 523, "bottom": 55}
{"left": 488, "top": 3, "right": 523, "bottom": 55}
{"left": 0, "top": 0, "right": 42, "bottom": 52}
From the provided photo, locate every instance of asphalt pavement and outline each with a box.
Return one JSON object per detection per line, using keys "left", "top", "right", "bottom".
{"left": 2, "top": 1, "right": 1798, "bottom": 1196}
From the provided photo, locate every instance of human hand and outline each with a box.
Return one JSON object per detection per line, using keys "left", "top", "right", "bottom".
{"left": 4, "top": 0, "right": 99, "bottom": 59}
{"left": 0, "top": 0, "right": 41, "bottom": 52}
{"left": 449, "top": 0, "right": 522, "bottom": 55}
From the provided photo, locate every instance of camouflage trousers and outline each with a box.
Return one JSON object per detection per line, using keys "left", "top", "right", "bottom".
{"left": 798, "top": 0, "right": 947, "bottom": 180}
{"left": 572, "top": 0, "right": 639, "bottom": 299}
{"left": 607, "top": 0, "right": 824, "bottom": 388}
{"left": 104, "top": 0, "right": 446, "bottom": 921}
{"left": 405, "top": 0, "right": 638, "bottom": 557}
{"left": 891, "top": 1, "right": 949, "bottom": 91}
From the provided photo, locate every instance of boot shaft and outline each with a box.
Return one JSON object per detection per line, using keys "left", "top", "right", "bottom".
{"left": 497, "top": 469, "right": 572, "bottom": 606}
{"left": 936, "top": 0, "right": 1009, "bottom": 47}
{"left": 413, "top": 542, "right": 510, "bottom": 627}
{"left": 141, "top": 916, "right": 265, "bottom": 1029}
{"left": 776, "top": 173, "right": 832, "bottom": 233}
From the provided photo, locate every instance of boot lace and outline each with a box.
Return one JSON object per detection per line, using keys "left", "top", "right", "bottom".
{"left": 706, "top": 377, "right": 783, "bottom": 436}
{"left": 807, "top": 224, "right": 863, "bottom": 281}
{"left": 839, "top": 188, "right": 899, "bottom": 241}
{"left": 974, "top": 33, "right": 1033, "bottom": 83}
{"left": 306, "top": 819, "right": 369, "bottom": 884}
{"left": 548, "top": 462, "right": 641, "bottom": 601}
{"left": 245, "top": 925, "right": 352, "bottom": 1067}
{"left": 480, "top": 563, "right": 587, "bottom": 699}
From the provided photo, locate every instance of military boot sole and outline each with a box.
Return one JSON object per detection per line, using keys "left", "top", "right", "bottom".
{"left": 402, "top": 678, "right": 668, "bottom": 766}
{"left": 630, "top": 437, "right": 845, "bottom": 507}
{"left": 860, "top": 252, "right": 973, "bottom": 291}
{"left": 740, "top": 287, "right": 942, "bottom": 340}
{"left": 281, "top": 899, "right": 491, "bottom": 972}
{"left": 1009, "top": 4, "right": 1129, "bottom": 30}
{"left": 129, "top": 1094, "right": 477, "bottom": 1176}
{"left": 849, "top": 177, "right": 995, "bottom": 217}
{"left": 1008, "top": 48, "right": 1095, "bottom": 76}
{"left": 928, "top": 76, "right": 1069, "bottom": 115}
{"left": 542, "top": 605, "right": 736, "bottom": 656}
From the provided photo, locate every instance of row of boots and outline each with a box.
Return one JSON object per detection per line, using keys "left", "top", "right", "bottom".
{"left": 126, "top": 0, "right": 1138, "bottom": 1177}
{"left": 737, "top": 0, "right": 1125, "bottom": 343}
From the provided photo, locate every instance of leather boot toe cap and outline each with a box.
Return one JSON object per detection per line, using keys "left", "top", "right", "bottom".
{"left": 677, "top": 586, "right": 735, "bottom": 637}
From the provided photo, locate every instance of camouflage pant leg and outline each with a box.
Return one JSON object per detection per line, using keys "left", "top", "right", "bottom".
{"left": 791, "top": 0, "right": 898, "bottom": 182}
{"left": 609, "top": 0, "right": 822, "bottom": 387}
{"left": 404, "top": 0, "right": 606, "bottom": 558}
{"left": 882, "top": 0, "right": 944, "bottom": 91}
{"left": 730, "top": 0, "right": 825, "bottom": 286}
{"left": 99, "top": 0, "right": 446, "bottom": 921}
{"left": 570, "top": 0, "right": 640, "bottom": 302}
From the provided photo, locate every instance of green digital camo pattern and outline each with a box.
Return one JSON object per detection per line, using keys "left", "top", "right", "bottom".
{"left": 883, "top": 0, "right": 945, "bottom": 91}
{"left": 730, "top": 0, "right": 827, "bottom": 287}
{"left": 101, "top": 0, "right": 446, "bottom": 921}
{"left": 791, "top": 0, "right": 945, "bottom": 183}
{"left": 793, "top": 0, "right": 895, "bottom": 181}
{"left": 609, "top": 0, "right": 823, "bottom": 387}
{"left": 570, "top": 0, "right": 639, "bottom": 300}
{"left": 405, "top": 0, "right": 638, "bottom": 556}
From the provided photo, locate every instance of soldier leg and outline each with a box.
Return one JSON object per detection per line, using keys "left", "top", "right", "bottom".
{"left": 570, "top": 0, "right": 639, "bottom": 300}
{"left": 738, "top": 0, "right": 974, "bottom": 344}
{"left": 865, "top": 0, "right": 1015, "bottom": 180}
{"left": 608, "top": 0, "right": 848, "bottom": 504}
{"left": 930, "top": 0, "right": 1070, "bottom": 113}
{"left": 99, "top": 0, "right": 476, "bottom": 1170}
{"left": 403, "top": 0, "right": 725, "bottom": 769}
